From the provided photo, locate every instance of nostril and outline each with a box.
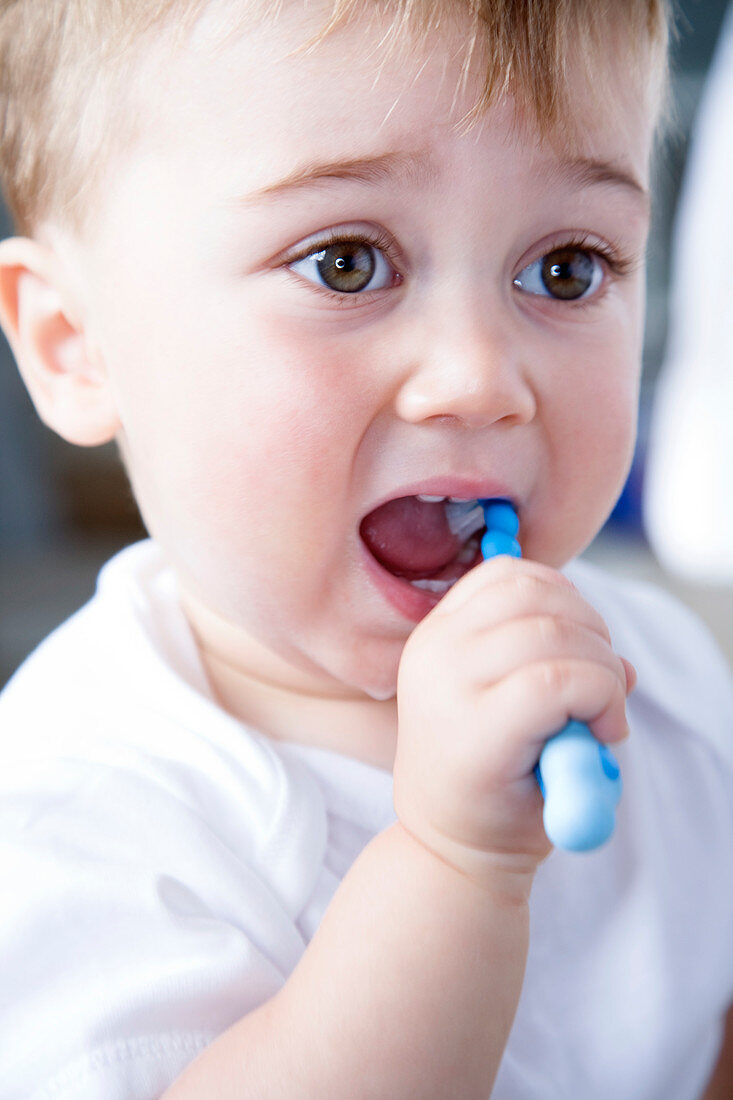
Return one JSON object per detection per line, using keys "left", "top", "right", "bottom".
{"left": 395, "top": 370, "right": 537, "bottom": 429}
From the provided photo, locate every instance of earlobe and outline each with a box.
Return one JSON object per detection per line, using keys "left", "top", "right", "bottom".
{"left": 0, "top": 235, "right": 120, "bottom": 446}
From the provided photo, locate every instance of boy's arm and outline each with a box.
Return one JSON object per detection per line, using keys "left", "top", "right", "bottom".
{"left": 163, "top": 821, "right": 529, "bottom": 1099}
{"left": 702, "top": 1005, "right": 733, "bottom": 1100}
{"left": 164, "top": 556, "right": 629, "bottom": 1099}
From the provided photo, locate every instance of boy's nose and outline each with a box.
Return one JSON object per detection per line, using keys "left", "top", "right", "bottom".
{"left": 394, "top": 302, "right": 537, "bottom": 430}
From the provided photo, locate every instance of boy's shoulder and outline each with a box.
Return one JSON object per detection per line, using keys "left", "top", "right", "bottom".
{"left": 0, "top": 537, "right": 331, "bottom": 924}
{"left": 565, "top": 555, "right": 733, "bottom": 771}
{"left": 0, "top": 540, "right": 325, "bottom": 855}
{"left": 0, "top": 540, "right": 208, "bottom": 741}
{"left": 0, "top": 542, "right": 334, "bottom": 1099}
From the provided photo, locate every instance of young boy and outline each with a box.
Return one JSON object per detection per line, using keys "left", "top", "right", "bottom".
{"left": 0, "top": 0, "right": 731, "bottom": 1096}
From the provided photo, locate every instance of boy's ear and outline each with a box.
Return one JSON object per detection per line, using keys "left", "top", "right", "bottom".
{"left": 0, "top": 236, "right": 120, "bottom": 446}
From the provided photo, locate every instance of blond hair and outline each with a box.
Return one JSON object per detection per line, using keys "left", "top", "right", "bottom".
{"left": 0, "top": 0, "right": 670, "bottom": 237}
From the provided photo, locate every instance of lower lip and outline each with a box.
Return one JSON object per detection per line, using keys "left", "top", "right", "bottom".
{"left": 359, "top": 539, "right": 482, "bottom": 623}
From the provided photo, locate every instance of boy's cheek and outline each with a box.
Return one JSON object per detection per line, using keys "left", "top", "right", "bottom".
{"left": 522, "top": 401, "right": 637, "bottom": 566}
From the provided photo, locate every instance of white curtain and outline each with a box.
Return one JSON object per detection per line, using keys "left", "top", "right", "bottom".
{"left": 644, "top": 3, "right": 733, "bottom": 582}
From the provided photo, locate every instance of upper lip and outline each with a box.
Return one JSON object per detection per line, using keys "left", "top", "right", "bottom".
{"left": 361, "top": 477, "right": 520, "bottom": 517}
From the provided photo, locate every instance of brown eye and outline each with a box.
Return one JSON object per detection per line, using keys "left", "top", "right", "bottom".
{"left": 514, "top": 247, "right": 602, "bottom": 301}
{"left": 541, "top": 249, "right": 595, "bottom": 299}
{"left": 315, "top": 242, "right": 375, "bottom": 292}
{"left": 290, "top": 236, "right": 397, "bottom": 294}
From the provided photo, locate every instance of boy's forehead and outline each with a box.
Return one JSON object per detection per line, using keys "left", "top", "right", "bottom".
{"left": 141, "top": 1, "right": 656, "bottom": 193}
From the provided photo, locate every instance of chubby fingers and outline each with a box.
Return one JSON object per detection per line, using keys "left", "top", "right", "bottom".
{"left": 453, "top": 614, "right": 629, "bottom": 707}
{"left": 433, "top": 555, "right": 612, "bottom": 646}
{"left": 413, "top": 555, "right": 633, "bottom": 774}
{"left": 429, "top": 557, "right": 624, "bottom": 680}
{"left": 489, "top": 657, "right": 630, "bottom": 777}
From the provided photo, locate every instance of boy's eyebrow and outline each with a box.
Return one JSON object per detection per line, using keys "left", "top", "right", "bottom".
{"left": 556, "top": 156, "right": 649, "bottom": 206}
{"left": 237, "top": 151, "right": 435, "bottom": 203}
{"left": 235, "top": 151, "right": 648, "bottom": 207}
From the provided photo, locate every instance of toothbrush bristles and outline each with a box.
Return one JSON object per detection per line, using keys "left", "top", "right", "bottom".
{"left": 444, "top": 501, "right": 486, "bottom": 542}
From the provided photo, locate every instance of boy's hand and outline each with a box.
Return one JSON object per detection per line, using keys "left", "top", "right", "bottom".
{"left": 394, "top": 556, "right": 633, "bottom": 895}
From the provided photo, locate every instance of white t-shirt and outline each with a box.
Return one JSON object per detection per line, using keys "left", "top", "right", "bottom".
{"left": 0, "top": 540, "right": 732, "bottom": 1100}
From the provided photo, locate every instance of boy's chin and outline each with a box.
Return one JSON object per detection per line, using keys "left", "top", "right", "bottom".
{"left": 336, "top": 660, "right": 399, "bottom": 703}
{"left": 361, "top": 679, "right": 399, "bottom": 703}
{"left": 330, "top": 646, "right": 401, "bottom": 703}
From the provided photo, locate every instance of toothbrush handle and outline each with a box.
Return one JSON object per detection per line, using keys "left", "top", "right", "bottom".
{"left": 479, "top": 500, "right": 622, "bottom": 852}
{"left": 535, "top": 721, "right": 622, "bottom": 852}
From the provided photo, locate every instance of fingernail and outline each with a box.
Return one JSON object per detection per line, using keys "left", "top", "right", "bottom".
{"left": 622, "top": 658, "right": 637, "bottom": 695}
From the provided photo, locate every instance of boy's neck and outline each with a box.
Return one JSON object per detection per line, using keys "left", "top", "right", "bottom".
{"left": 180, "top": 590, "right": 399, "bottom": 772}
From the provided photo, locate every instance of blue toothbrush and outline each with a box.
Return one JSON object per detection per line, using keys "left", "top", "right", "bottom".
{"left": 480, "top": 499, "right": 622, "bottom": 852}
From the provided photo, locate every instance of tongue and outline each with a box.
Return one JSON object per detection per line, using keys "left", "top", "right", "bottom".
{"left": 360, "top": 496, "right": 462, "bottom": 578}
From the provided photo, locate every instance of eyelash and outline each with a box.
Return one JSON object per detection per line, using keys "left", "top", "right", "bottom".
{"left": 283, "top": 226, "right": 403, "bottom": 302}
{"left": 542, "top": 233, "right": 636, "bottom": 279}
{"left": 518, "top": 233, "right": 638, "bottom": 310}
{"left": 281, "top": 228, "right": 636, "bottom": 303}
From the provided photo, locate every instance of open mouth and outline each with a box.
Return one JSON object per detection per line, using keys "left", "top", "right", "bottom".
{"left": 359, "top": 495, "right": 487, "bottom": 596}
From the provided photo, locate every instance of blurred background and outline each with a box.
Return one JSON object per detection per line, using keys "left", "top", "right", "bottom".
{"left": 2, "top": 0, "right": 733, "bottom": 688}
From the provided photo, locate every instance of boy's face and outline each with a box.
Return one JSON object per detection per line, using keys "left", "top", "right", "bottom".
{"left": 71, "top": 3, "right": 654, "bottom": 700}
